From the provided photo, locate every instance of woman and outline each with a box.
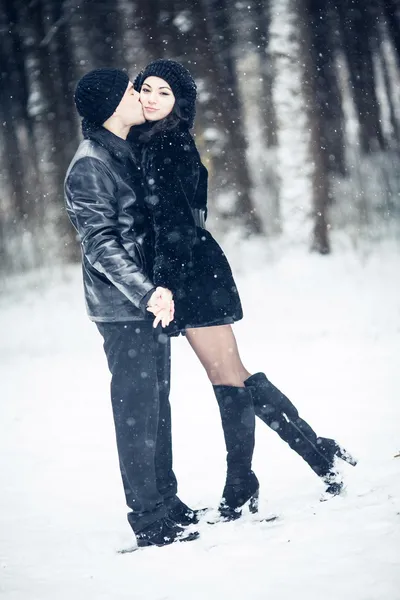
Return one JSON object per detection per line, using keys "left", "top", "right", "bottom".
{"left": 130, "top": 59, "right": 356, "bottom": 521}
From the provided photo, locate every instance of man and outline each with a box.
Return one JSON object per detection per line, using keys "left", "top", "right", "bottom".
{"left": 64, "top": 68, "right": 199, "bottom": 547}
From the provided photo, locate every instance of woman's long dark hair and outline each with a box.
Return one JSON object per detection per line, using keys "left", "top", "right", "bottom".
{"left": 139, "top": 98, "right": 191, "bottom": 143}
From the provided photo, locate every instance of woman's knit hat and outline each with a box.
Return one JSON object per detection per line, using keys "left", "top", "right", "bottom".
{"left": 134, "top": 59, "right": 197, "bottom": 128}
{"left": 74, "top": 68, "right": 129, "bottom": 125}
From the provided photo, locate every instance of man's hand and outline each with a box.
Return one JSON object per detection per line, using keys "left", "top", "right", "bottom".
{"left": 146, "top": 286, "right": 175, "bottom": 328}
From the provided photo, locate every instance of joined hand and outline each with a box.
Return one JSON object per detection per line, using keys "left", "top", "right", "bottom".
{"left": 146, "top": 287, "right": 174, "bottom": 328}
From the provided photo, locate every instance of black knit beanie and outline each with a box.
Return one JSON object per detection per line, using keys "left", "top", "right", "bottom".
{"left": 74, "top": 68, "right": 130, "bottom": 125}
{"left": 134, "top": 59, "right": 197, "bottom": 128}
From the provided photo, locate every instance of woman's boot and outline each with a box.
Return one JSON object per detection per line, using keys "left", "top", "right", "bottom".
{"left": 213, "top": 385, "right": 259, "bottom": 520}
{"left": 244, "top": 373, "right": 357, "bottom": 495}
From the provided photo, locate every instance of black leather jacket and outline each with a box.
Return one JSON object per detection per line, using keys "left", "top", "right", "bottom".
{"left": 64, "top": 127, "right": 156, "bottom": 322}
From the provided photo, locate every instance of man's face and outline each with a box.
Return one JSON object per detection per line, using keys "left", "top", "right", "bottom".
{"left": 114, "top": 82, "right": 145, "bottom": 126}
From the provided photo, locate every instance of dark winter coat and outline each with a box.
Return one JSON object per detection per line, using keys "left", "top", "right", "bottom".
{"left": 137, "top": 124, "right": 243, "bottom": 335}
{"left": 64, "top": 126, "right": 156, "bottom": 322}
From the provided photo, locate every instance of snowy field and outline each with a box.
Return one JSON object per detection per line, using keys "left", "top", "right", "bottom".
{"left": 1, "top": 242, "right": 400, "bottom": 600}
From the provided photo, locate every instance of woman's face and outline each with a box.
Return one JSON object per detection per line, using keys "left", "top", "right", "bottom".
{"left": 140, "top": 76, "right": 176, "bottom": 121}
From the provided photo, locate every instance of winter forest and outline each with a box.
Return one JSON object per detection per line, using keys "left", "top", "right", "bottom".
{"left": 1, "top": 0, "right": 400, "bottom": 274}
{"left": 1, "top": 2, "right": 400, "bottom": 600}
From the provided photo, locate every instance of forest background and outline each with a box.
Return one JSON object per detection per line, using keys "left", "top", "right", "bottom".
{"left": 1, "top": 0, "right": 400, "bottom": 275}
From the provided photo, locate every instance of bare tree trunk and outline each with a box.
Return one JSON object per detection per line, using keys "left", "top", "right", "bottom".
{"left": 1, "top": 0, "right": 40, "bottom": 221}
{"left": 298, "top": 0, "right": 331, "bottom": 253}
{"left": 81, "top": 0, "right": 125, "bottom": 67}
{"left": 118, "top": 0, "right": 150, "bottom": 71}
{"left": 134, "top": 0, "right": 167, "bottom": 59}
{"left": 0, "top": 60, "right": 26, "bottom": 221}
{"left": 202, "top": 0, "right": 263, "bottom": 234}
{"left": 313, "top": 0, "right": 347, "bottom": 176}
{"left": 382, "top": 0, "right": 400, "bottom": 68}
{"left": 19, "top": 0, "right": 72, "bottom": 263}
{"left": 0, "top": 101, "right": 26, "bottom": 221}
{"left": 247, "top": 0, "right": 281, "bottom": 235}
{"left": 336, "top": 0, "right": 386, "bottom": 153}
{"left": 374, "top": 2, "right": 400, "bottom": 146}
{"left": 251, "top": 0, "right": 278, "bottom": 148}
{"left": 39, "top": 0, "right": 81, "bottom": 261}
{"left": 0, "top": 0, "right": 44, "bottom": 272}
{"left": 45, "top": 0, "right": 80, "bottom": 156}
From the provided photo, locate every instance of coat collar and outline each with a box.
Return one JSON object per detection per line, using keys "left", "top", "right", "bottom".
{"left": 82, "top": 119, "right": 137, "bottom": 165}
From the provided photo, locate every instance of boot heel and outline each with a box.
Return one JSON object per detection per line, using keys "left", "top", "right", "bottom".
{"left": 248, "top": 489, "right": 259, "bottom": 514}
{"left": 335, "top": 446, "right": 357, "bottom": 467}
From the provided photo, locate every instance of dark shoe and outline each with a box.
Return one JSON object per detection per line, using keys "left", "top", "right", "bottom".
{"left": 213, "top": 385, "right": 259, "bottom": 522}
{"left": 219, "top": 470, "right": 260, "bottom": 521}
{"left": 165, "top": 495, "right": 208, "bottom": 526}
{"left": 134, "top": 518, "right": 199, "bottom": 548}
{"left": 168, "top": 503, "right": 204, "bottom": 526}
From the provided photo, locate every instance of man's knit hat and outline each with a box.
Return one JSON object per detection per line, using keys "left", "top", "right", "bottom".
{"left": 134, "top": 59, "right": 197, "bottom": 128}
{"left": 74, "top": 68, "right": 129, "bottom": 125}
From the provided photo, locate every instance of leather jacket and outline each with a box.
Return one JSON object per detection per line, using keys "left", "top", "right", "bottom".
{"left": 64, "top": 128, "right": 156, "bottom": 322}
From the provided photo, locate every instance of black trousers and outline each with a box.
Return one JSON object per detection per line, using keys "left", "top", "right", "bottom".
{"left": 96, "top": 321, "right": 178, "bottom": 533}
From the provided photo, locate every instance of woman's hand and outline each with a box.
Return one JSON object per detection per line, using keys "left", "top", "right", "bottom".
{"left": 147, "top": 286, "right": 175, "bottom": 328}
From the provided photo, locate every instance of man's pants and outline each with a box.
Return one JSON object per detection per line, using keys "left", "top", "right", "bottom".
{"left": 96, "top": 321, "right": 178, "bottom": 532}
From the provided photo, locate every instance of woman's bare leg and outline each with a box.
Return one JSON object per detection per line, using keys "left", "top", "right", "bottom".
{"left": 186, "top": 326, "right": 356, "bottom": 498}
{"left": 185, "top": 324, "right": 251, "bottom": 386}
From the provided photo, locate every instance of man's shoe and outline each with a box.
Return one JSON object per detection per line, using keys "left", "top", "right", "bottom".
{"left": 166, "top": 496, "right": 208, "bottom": 526}
{"left": 135, "top": 518, "right": 199, "bottom": 548}
{"left": 168, "top": 503, "right": 209, "bottom": 526}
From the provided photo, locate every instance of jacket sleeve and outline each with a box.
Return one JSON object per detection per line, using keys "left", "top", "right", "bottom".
{"left": 65, "top": 157, "right": 155, "bottom": 310}
{"left": 143, "top": 138, "right": 196, "bottom": 293}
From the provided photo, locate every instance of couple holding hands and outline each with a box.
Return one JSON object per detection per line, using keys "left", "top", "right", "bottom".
{"left": 65, "top": 59, "right": 356, "bottom": 548}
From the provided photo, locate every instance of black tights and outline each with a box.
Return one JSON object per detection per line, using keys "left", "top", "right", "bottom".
{"left": 185, "top": 324, "right": 251, "bottom": 386}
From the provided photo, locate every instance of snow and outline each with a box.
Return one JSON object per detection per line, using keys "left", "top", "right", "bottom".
{"left": 1, "top": 242, "right": 400, "bottom": 600}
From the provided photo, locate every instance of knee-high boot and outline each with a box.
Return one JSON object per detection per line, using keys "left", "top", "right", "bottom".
{"left": 244, "top": 373, "right": 357, "bottom": 494}
{"left": 213, "top": 385, "right": 259, "bottom": 520}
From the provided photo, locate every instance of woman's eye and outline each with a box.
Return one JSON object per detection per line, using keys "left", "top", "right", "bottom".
{"left": 161, "top": 92, "right": 170, "bottom": 97}
{"left": 142, "top": 88, "right": 150, "bottom": 93}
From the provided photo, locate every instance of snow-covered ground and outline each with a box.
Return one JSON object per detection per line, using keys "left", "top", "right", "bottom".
{"left": 1, "top": 243, "right": 400, "bottom": 600}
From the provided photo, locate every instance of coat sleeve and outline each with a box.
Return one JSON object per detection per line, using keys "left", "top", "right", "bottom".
{"left": 192, "top": 162, "right": 209, "bottom": 222}
{"left": 143, "top": 137, "right": 196, "bottom": 293}
{"left": 65, "top": 157, "right": 155, "bottom": 310}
